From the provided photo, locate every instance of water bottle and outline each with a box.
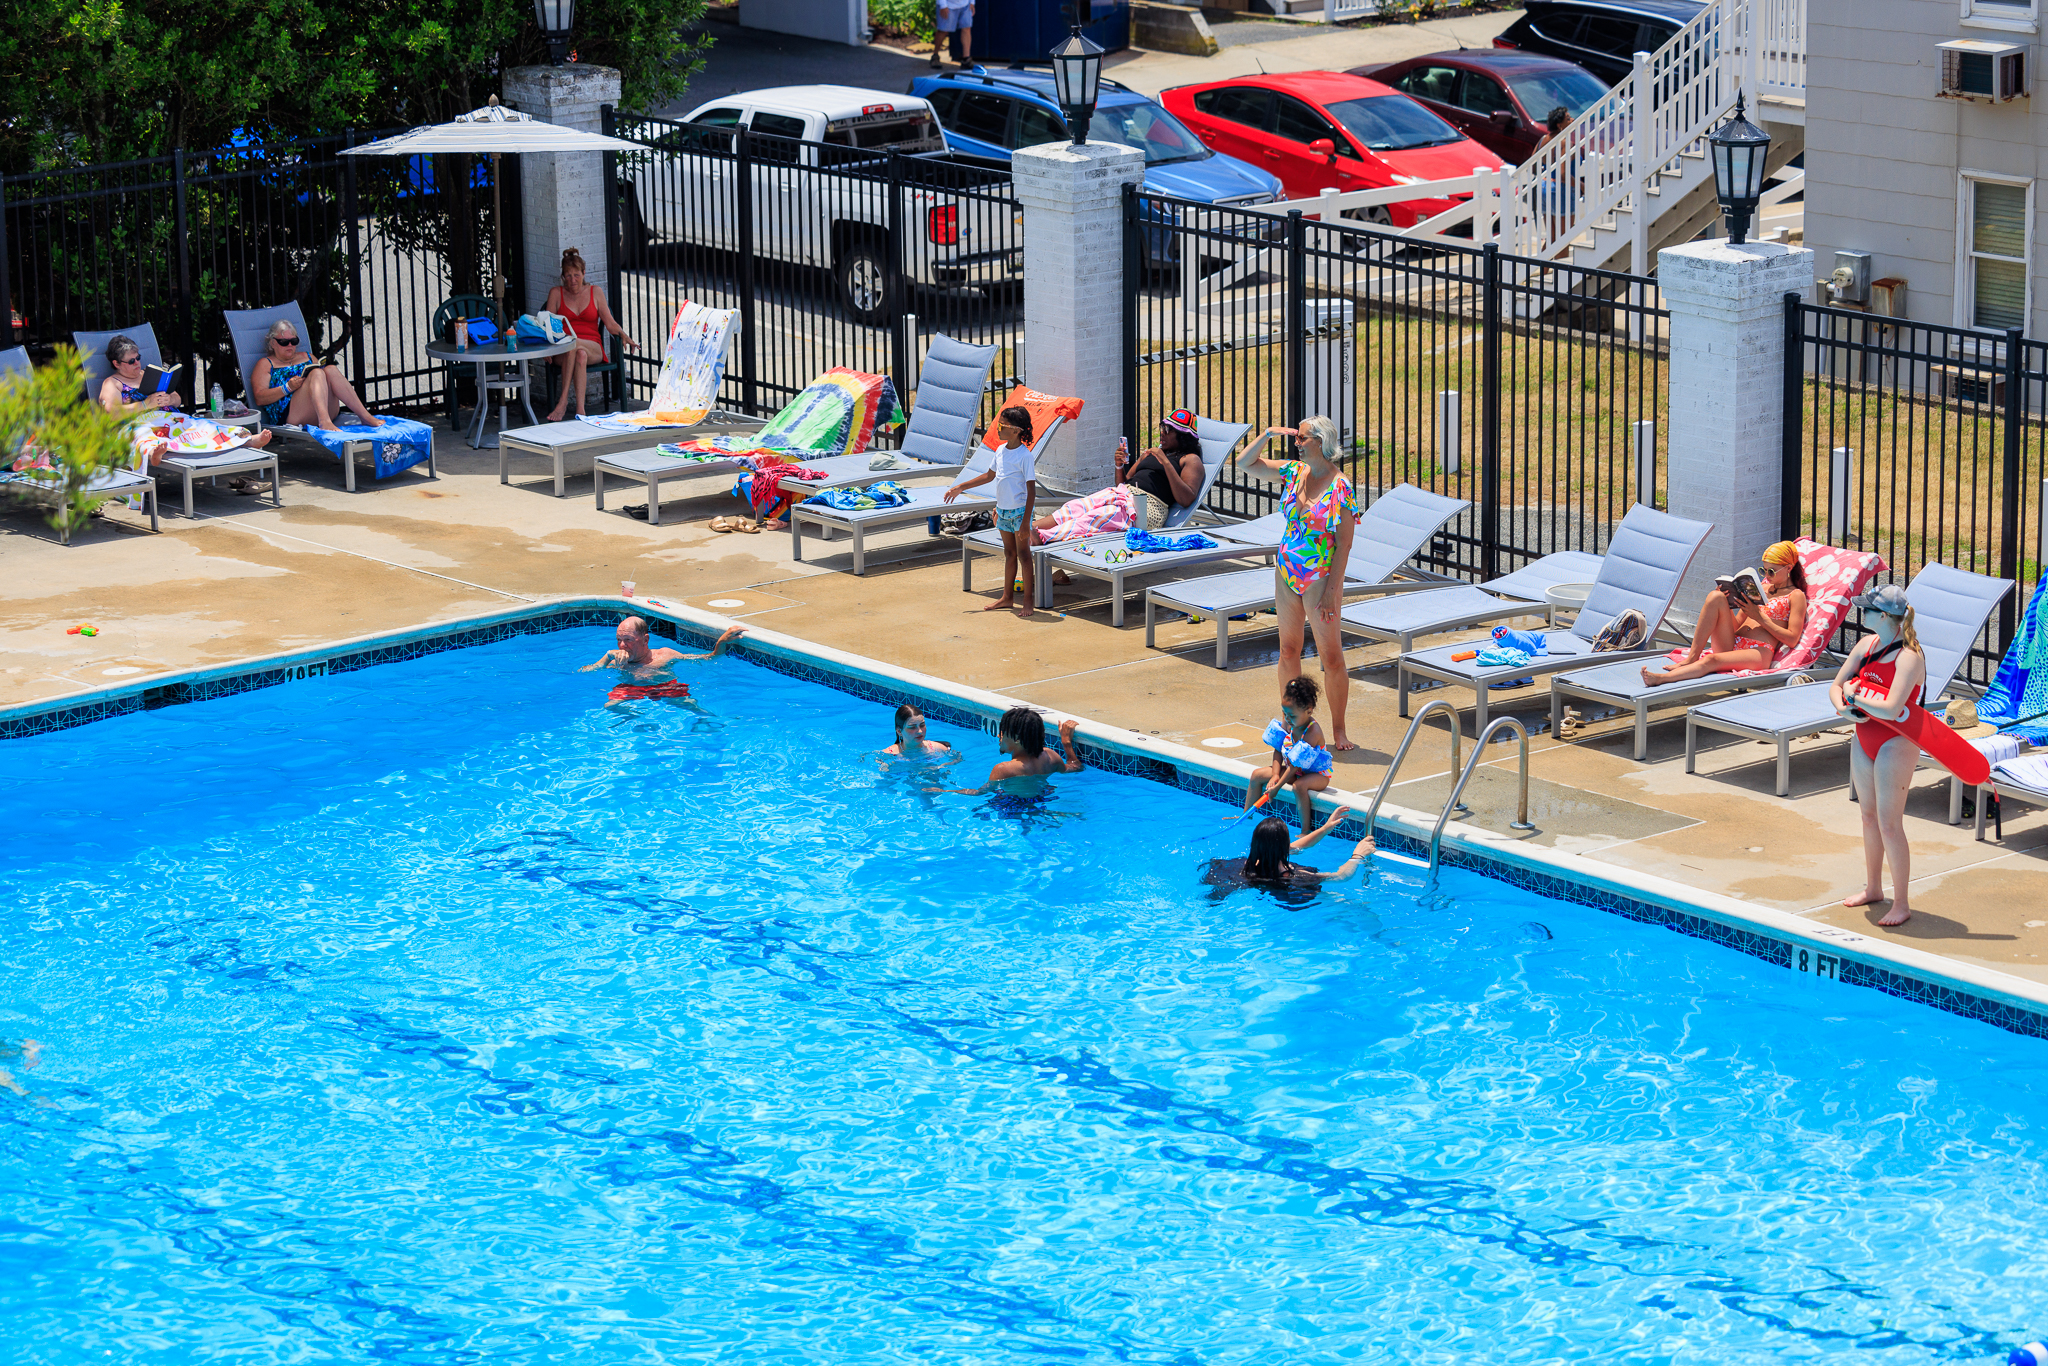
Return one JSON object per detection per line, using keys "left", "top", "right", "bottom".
{"left": 456, "top": 318, "right": 467, "bottom": 353}
{"left": 209, "top": 382, "right": 223, "bottom": 417}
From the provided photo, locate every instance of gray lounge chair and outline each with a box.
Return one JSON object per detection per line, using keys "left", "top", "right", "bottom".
{"left": 1971, "top": 754, "right": 2048, "bottom": 840}
{"left": 1033, "top": 512, "right": 1291, "bottom": 627}
{"left": 1549, "top": 544, "right": 1888, "bottom": 760}
{"left": 74, "top": 324, "right": 280, "bottom": 516}
{"left": 1, "top": 343, "right": 160, "bottom": 534}
{"left": 1684, "top": 561, "right": 2015, "bottom": 795}
{"left": 1338, "top": 550, "right": 1606, "bottom": 652}
{"left": 1394, "top": 504, "right": 1714, "bottom": 733}
{"left": 0, "top": 346, "right": 26, "bottom": 378}
{"left": 789, "top": 415, "right": 1068, "bottom": 575}
{"left": 961, "top": 416, "right": 1252, "bottom": 593}
{"left": 1142, "top": 484, "right": 1474, "bottom": 667}
{"left": 224, "top": 303, "right": 433, "bottom": 495}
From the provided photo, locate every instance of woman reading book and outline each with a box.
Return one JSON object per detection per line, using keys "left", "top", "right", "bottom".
{"left": 96, "top": 334, "right": 275, "bottom": 494}
{"left": 1641, "top": 539, "right": 1808, "bottom": 686}
{"left": 251, "top": 320, "right": 383, "bottom": 432}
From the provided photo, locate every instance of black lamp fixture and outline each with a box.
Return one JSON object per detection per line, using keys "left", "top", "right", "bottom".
{"left": 1708, "top": 94, "right": 1772, "bottom": 245}
{"left": 1050, "top": 26, "right": 1104, "bottom": 147}
{"left": 535, "top": 0, "right": 576, "bottom": 65}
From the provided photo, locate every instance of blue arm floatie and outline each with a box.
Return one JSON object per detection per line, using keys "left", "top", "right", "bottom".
{"left": 1262, "top": 717, "right": 1291, "bottom": 750}
{"left": 1281, "top": 739, "right": 1333, "bottom": 774}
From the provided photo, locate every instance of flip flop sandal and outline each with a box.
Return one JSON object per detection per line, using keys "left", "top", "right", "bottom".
{"left": 708, "top": 517, "right": 736, "bottom": 533}
{"left": 733, "top": 520, "right": 760, "bottom": 534}
{"left": 229, "top": 478, "right": 270, "bottom": 496}
{"left": 623, "top": 503, "right": 650, "bottom": 520}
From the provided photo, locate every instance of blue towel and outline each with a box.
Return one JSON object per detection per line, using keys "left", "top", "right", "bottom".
{"left": 800, "top": 479, "right": 911, "bottom": 511}
{"left": 296, "top": 416, "right": 433, "bottom": 479}
{"left": 1980, "top": 571, "right": 2048, "bottom": 741}
{"left": 1491, "top": 625, "right": 1548, "bottom": 656}
{"left": 1125, "top": 528, "right": 1218, "bottom": 554}
{"left": 1476, "top": 645, "right": 1532, "bottom": 669}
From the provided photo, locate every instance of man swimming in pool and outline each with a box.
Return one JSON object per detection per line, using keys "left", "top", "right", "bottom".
{"left": 580, "top": 618, "right": 745, "bottom": 705}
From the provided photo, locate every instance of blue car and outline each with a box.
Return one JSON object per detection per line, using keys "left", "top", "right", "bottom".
{"left": 907, "top": 67, "right": 1284, "bottom": 264}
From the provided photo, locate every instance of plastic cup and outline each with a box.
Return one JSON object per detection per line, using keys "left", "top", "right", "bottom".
{"left": 621, "top": 581, "right": 636, "bottom": 598}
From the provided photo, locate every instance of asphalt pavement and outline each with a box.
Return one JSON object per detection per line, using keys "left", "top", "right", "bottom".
{"left": 660, "top": 21, "right": 938, "bottom": 114}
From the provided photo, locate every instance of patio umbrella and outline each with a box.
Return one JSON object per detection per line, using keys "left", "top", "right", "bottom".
{"left": 342, "top": 97, "right": 643, "bottom": 322}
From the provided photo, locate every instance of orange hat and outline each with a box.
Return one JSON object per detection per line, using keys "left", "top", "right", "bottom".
{"left": 1761, "top": 540, "right": 1799, "bottom": 566}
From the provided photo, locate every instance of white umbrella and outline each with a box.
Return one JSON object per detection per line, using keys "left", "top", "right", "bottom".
{"left": 342, "top": 97, "right": 643, "bottom": 319}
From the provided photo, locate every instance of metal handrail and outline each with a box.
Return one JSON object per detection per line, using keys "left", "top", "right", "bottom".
{"left": 1428, "top": 717, "right": 1538, "bottom": 872}
{"left": 1360, "top": 699, "right": 1467, "bottom": 835}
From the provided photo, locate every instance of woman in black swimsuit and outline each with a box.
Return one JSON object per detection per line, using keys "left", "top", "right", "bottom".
{"left": 1202, "top": 806, "right": 1375, "bottom": 904}
{"left": 1036, "top": 408, "right": 1216, "bottom": 582}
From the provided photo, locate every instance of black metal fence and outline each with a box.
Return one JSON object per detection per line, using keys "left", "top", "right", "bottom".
{"left": 0, "top": 133, "right": 517, "bottom": 410}
{"left": 604, "top": 110, "right": 1024, "bottom": 428}
{"left": 1123, "top": 189, "right": 1668, "bottom": 582}
{"left": 1785, "top": 299, "right": 2045, "bottom": 685}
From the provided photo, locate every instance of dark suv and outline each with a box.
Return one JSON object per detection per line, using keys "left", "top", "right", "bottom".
{"left": 1493, "top": 0, "right": 1706, "bottom": 86}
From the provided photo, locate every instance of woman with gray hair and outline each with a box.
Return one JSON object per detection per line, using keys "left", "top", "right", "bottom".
{"left": 1234, "top": 415, "right": 1359, "bottom": 750}
{"left": 250, "top": 319, "right": 382, "bottom": 432}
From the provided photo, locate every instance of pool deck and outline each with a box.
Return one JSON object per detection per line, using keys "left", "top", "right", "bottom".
{"left": 6, "top": 431, "right": 2045, "bottom": 987}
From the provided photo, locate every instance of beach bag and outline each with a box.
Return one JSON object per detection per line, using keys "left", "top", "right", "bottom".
{"left": 1590, "top": 607, "right": 1647, "bottom": 653}
{"left": 515, "top": 312, "right": 570, "bottom": 344}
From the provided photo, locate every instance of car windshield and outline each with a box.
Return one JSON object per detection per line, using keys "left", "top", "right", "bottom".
{"left": 1505, "top": 66, "right": 1609, "bottom": 122}
{"left": 1324, "top": 95, "right": 1464, "bottom": 151}
{"left": 1086, "top": 101, "right": 1211, "bottom": 165}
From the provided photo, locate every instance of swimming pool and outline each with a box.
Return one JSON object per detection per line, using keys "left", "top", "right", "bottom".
{"left": 4, "top": 624, "right": 2046, "bottom": 1364}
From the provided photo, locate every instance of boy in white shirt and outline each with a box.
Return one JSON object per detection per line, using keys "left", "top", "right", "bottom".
{"left": 945, "top": 405, "right": 1036, "bottom": 617}
{"left": 933, "top": 0, "right": 974, "bottom": 67}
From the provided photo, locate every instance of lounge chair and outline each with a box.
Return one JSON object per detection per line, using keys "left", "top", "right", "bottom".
{"left": 1142, "top": 483, "right": 1474, "bottom": 667}
{"left": 1337, "top": 550, "right": 1607, "bottom": 652}
{"left": 1684, "top": 561, "right": 2015, "bottom": 795}
{"left": 1393, "top": 504, "right": 1715, "bottom": 733}
{"left": 789, "top": 415, "right": 1068, "bottom": 576}
{"left": 1, "top": 345, "right": 160, "bottom": 534}
{"left": 0, "top": 346, "right": 26, "bottom": 379}
{"left": 224, "top": 303, "right": 437, "bottom": 493}
{"left": 1972, "top": 752, "right": 2048, "bottom": 840}
{"left": 960, "top": 417, "right": 1252, "bottom": 594}
{"left": 1028, "top": 513, "right": 1290, "bottom": 627}
{"left": 73, "top": 324, "right": 281, "bottom": 516}
{"left": 1548, "top": 538, "right": 1887, "bottom": 760}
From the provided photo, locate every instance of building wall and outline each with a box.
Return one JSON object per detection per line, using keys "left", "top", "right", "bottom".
{"left": 1807, "top": 0, "right": 2046, "bottom": 332}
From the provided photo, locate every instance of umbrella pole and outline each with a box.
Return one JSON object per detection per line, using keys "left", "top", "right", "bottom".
{"left": 492, "top": 152, "right": 506, "bottom": 322}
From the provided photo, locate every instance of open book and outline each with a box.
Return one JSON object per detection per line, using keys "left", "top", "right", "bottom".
{"left": 139, "top": 361, "right": 181, "bottom": 394}
{"left": 1716, "top": 566, "right": 1765, "bottom": 606}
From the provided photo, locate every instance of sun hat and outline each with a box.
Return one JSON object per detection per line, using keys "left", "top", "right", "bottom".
{"left": 1851, "top": 583, "right": 1911, "bottom": 615}
{"left": 1161, "top": 408, "right": 1199, "bottom": 436}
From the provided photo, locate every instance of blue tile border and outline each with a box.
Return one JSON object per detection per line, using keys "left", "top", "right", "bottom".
{"left": 6, "top": 600, "right": 2046, "bottom": 1044}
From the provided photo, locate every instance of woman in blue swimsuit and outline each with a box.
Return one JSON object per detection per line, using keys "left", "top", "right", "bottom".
{"left": 249, "top": 319, "right": 382, "bottom": 431}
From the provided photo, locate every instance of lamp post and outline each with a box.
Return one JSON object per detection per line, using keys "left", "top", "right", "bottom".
{"left": 535, "top": 0, "right": 576, "bottom": 66}
{"left": 1708, "top": 94, "right": 1771, "bottom": 245}
{"left": 1050, "top": 26, "right": 1104, "bottom": 147}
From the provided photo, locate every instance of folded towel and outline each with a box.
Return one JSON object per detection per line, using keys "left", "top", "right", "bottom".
{"left": 1492, "top": 626, "right": 1548, "bottom": 656}
{"left": 1477, "top": 646, "right": 1532, "bottom": 669}
{"left": 802, "top": 479, "right": 912, "bottom": 511}
{"left": 1125, "top": 528, "right": 1218, "bottom": 554}
{"left": 868, "top": 451, "right": 908, "bottom": 471}
{"left": 1993, "top": 753, "right": 2048, "bottom": 790}
{"left": 1973, "top": 735, "right": 2025, "bottom": 769}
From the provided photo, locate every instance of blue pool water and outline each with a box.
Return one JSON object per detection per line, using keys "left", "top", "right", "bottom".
{"left": 3, "top": 629, "right": 2046, "bottom": 1365}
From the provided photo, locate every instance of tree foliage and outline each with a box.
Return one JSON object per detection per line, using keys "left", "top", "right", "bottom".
{"left": 0, "top": 0, "right": 710, "bottom": 169}
{"left": 0, "top": 350, "right": 144, "bottom": 542}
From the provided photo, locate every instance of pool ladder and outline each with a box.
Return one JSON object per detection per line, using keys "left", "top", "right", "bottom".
{"left": 1360, "top": 701, "right": 1535, "bottom": 873}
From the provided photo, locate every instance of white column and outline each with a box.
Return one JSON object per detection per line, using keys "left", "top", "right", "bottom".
{"left": 503, "top": 64, "right": 623, "bottom": 315}
{"left": 1012, "top": 139, "right": 1145, "bottom": 492}
{"left": 1658, "top": 238, "right": 1813, "bottom": 604}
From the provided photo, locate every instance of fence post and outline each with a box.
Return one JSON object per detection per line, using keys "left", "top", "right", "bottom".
{"left": 0, "top": 176, "right": 10, "bottom": 375}
{"left": 1633, "top": 418, "right": 1656, "bottom": 509}
{"left": 886, "top": 152, "right": 906, "bottom": 401}
{"left": 1829, "top": 446, "right": 1854, "bottom": 544}
{"left": 1480, "top": 242, "right": 1502, "bottom": 583}
{"left": 1286, "top": 209, "right": 1307, "bottom": 436}
{"left": 2000, "top": 325, "right": 2025, "bottom": 644}
{"left": 736, "top": 127, "right": 759, "bottom": 416}
{"left": 1780, "top": 291, "right": 1804, "bottom": 539}
{"left": 343, "top": 136, "right": 368, "bottom": 396}
{"left": 1122, "top": 182, "right": 1142, "bottom": 457}
{"left": 1629, "top": 51, "right": 1650, "bottom": 280}
{"left": 1439, "top": 390, "right": 1461, "bottom": 476}
{"left": 172, "top": 147, "right": 194, "bottom": 380}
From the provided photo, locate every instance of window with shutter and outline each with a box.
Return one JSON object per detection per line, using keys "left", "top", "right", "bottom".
{"left": 1964, "top": 176, "right": 2030, "bottom": 332}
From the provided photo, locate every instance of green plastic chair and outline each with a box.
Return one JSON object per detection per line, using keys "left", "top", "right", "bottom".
{"left": 430, "top": 294, "right": 502, "bottom": 430}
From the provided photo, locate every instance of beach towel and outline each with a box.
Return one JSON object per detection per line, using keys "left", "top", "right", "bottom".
{"left": 577, "top": 301, "right": 738, "bottom": 430}
{"left": 1124, "top": 527, "right": 1217, "bottom": 554}
{"left": 803, "top": 480, "right": 912, "bottom": 511}
{"left": 1654, "top": 539, "right": 1887, "bottom": 676}
{"left": 982, "top": 387, "right": 1084, "bottom": 451}
{"left": 669, "top": 368, "right": 904, "bottom": 464}
{"left": 1980, "top": 571, "right": 2048, "bottom": 742}
{"left": 1993, "top": 753, "right": 2048, "bottom": 790}
{"left": 738, "top": 458, "right": 829, "bottom": 517}
{"left": 130, "top": 412, "right": 259, "bottom": 466}
{"left": 301, "top": 415, "right": 433, "bottom": 478}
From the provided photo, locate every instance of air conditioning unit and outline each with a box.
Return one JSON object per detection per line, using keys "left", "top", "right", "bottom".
{"left": 1939, "top": 39, "right": 2027, "bottom": 102}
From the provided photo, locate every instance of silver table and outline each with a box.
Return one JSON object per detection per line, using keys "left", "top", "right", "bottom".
{"left": 424, "top": 336, "right": 578, "bottom": 449}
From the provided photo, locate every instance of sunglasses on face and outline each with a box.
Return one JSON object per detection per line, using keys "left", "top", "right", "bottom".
{"left": 114, "top": 355, "right": 140, "bottom": 366}
{"left": 273, "top": 336, "right": 299, "bottom": 347}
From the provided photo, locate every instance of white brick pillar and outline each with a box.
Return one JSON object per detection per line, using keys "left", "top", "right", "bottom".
{"left": 1012, "top": 140, "right": 1144, "bottom": 491}
{"left": 1658, "top": 239, "right": 1813, "bottom": 604}
{"left": 502, "top": 64, "right": 623, "bottom": 315}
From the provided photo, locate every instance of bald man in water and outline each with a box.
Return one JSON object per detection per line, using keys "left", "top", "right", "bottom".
{"left": 580, "top": 617, "right": 744, "bottom": 705}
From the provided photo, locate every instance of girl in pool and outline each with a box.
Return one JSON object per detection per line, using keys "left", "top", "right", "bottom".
{"left": 1204, "top": 805, "right": 1375, "bottom": 903}
{"left": 1247, "top": 674, "right": 1333, "bottom": 829}
{"left": 878, "top": 703, "right": 960, "bottom": 777}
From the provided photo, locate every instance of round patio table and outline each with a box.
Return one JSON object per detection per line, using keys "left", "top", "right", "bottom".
{"left": 425, "top": 335, "right": 578, "bottom": 449}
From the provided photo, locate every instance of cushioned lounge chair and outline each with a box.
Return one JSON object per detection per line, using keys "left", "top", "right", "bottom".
{"left": 1394, "top": 505, "right": 1714, "bottom": 733}
{"left": 224, "top": 303, "right": 434, "bottom": 494}
{"left": 0, "top": 346, "right": 26, "bottom": 378}
{"left": 1141, "top": 484, "right": 1473, "bottom": 667}
{"left": 74, "top": 324, "right": 281, "bottom": 517}
{"left": 1548, "top": 539, "right": 1887, "bottom": 760}
{"left": 960, "top": 417, "right": 1252, "bottom": 593}
{"left": 1337, "top": 550, "right": 1607, "bottom": 653}
{"left": 1028, "top": 512, "right": 1288, "bottom": 627}
{"left": 1972, "top": 753, "right": 2048, "bottom": 840}
{"left": 2, "top": 344, "right": 160, "bottom": 534}
{"left": 1683, "top": 561, "right": 2015, "bottom": 795}
{"left": 789, "top": 416, "right": 1068, "bottom": 576}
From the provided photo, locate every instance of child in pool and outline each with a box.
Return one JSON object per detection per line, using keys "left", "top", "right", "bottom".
{"left": 1247, "top": 674, "right": 1333, "bottom": 829}
{"left": 942, "top": 706, "right": 1082, "bottom": 796}
{"left": 1203, "top": 806, "right": 1375, "bottom": 903}
{"left": 879, "top": 704, "right": 958, "bottom": 770}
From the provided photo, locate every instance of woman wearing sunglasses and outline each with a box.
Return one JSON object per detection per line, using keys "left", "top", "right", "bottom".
{"left": 251, "top": 320, "right": 382, "bottom": 432}
{"left": 96, "top": 334, "right": 274, "bottom": 493}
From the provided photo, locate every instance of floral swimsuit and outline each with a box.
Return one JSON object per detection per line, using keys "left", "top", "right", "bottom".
{"left": 1276, "top": 462, "right": 1359, "bottom": 597}
{"left": 258, "top": 360, "right": 313, "bottom": 425}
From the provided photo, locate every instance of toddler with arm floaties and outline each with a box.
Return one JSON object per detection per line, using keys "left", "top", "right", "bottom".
{"left": 1247, "top": 674, "right": 1334, "bottom": 829}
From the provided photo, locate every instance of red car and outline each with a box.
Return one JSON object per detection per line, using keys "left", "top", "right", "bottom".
{"left": 1161, "top": 72, "right": 1505, "bottom": 229}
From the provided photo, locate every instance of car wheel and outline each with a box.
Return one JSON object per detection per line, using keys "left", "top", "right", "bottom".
{"left": 836, "top": 241, "right": 895, "bottom": 324}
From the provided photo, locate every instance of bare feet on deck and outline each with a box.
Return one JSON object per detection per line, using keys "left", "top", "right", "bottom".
{"left": 1012, "top": 604, "right": 1033, "bottom": 619}
{"left": 1330, "top": 733, "right": 1356, "bottom": 752}
{"left": 1842, "top": 888, "right": 1884, "bottom": 908}
{"left": 984, "top": 598, "right": 1015, "bottom": 612}
{"left": 1878, "top": 902, "right": 1912, "bottom": 927}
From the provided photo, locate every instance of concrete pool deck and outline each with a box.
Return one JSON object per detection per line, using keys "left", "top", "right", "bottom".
{"left": 6, "top": 429, "right": 2045, "bottom": 987}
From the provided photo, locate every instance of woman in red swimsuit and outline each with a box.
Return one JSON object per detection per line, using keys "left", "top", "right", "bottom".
{"left": 1829, "top": 584, "right": 1926, "bottom": 927}
{"left": 543, "top": 247, "right": 636, "bottom": 423}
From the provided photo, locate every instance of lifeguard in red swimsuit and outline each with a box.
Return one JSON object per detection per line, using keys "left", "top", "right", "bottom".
{"left": 1829, "top": 585, "right": 1926, "bottom": 927}
{"left": 580, "top": 617, "right": 744, "bottom": 706}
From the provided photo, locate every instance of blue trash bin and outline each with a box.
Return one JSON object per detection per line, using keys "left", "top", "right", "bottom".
{"left": 975, "top": 0, "right": 1130, "bottom": 65}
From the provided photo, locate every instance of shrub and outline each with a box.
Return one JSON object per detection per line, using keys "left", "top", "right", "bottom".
{"left": 0, "top": 350, "right": 145, "bottom": 543}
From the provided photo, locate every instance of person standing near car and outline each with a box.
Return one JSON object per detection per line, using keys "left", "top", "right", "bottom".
{"left": 933, "top": 0, "right": 973, "bottom": 68}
